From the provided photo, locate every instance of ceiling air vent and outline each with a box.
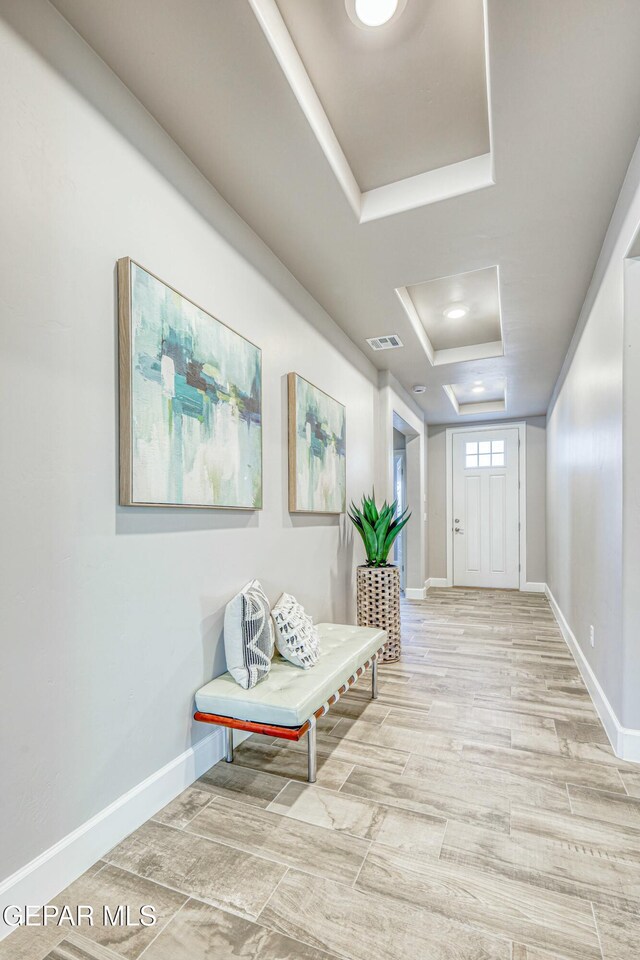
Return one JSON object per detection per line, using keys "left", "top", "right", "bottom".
{"left": 366, "top": 334, "right": 404, "bottom": 351}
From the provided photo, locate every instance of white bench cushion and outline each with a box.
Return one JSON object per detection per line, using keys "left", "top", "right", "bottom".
{"left": 195, "top": 623, "right": 385, "bottom": 727}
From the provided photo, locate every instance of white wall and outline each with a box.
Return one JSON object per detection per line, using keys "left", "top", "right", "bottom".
{"left": 547, "top": 135, "right": 640, "bottom": 736}
{"left": 0, "top": 2, "right": 378, "bottom": 890}
{"left": 427, "top": 418, "right": 546, "bottom": 585}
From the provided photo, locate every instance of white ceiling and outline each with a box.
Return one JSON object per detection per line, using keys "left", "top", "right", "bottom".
{"left": 405, "top": 266, "right": 501, "bottom": 351}
{"left": 274, "top": 0, "right": 489, "bottom": 191}
{"left": 50, "top": 0, "right": 640, "bottom": 424}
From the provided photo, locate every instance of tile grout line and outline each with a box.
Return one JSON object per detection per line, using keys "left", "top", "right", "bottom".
{"left": 565, "top": 782, "right": 575, "bottom": 814}
{"left": 255, "top": 866, "right": 290, "bottom": 921}
{"left": 349, "top": 839, "right": 373, "bottom": 890}
{"left": 135, "top": 894, "right": 191, "bottom": 960}
{"left": 152, "top": 790, "right": 223, "bottom": 831}
{"left": 615, "top": 767, "right": 628, "bottom": 794}
{"left": 590, "top": 901, "right": 606, "bottom": 960}
{"left": 436, "top": 819, "right": 449, "bottom": 860}
{"left": 264, "top": 778, "right": 294, "bottom": 811}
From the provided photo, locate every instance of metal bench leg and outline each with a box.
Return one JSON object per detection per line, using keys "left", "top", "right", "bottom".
{"left": 372, "top": 656, "right": 379, "bottom": 700}
{"left": 224, "top": 727, "right": 234, "bottom": 763}
{"left": 307, "top": 721, "right": 317, "bottom": 783}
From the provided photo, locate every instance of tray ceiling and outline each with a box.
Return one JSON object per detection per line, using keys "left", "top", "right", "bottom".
{"left": 396, "top": 265, "right": 502, "bottom": 366}
{"left": 248, "top": 0, "right": 494, "bottom": 221}
{"left": 274, "top": 0, "right": 490, "bottom": 192}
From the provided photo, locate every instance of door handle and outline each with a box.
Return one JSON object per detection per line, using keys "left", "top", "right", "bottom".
{"left": 455, "top": 527, "right": 464, "bottom": 534}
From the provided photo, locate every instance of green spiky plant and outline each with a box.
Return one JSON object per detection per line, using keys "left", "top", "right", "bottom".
{"left": 348, "top": 493, "right": 411, "bottom": 568}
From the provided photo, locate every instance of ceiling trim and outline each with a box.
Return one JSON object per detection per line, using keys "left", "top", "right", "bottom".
{"left": 360, "top": 153, "right": 493, "bottom": 223}
{"left": 394, "top": 285, "right": 435, "bottom": 363}
{"left": 395, "top": 263, "right": 505, "bottom": 367}
{"left": 248, "top": 0, "right": 495, "bottom": 223}
{"left": 433, "top": 339, "right": 504, "bottom": 366}
{"left": 443, "top": 383, "right": 507, "bottom": 416}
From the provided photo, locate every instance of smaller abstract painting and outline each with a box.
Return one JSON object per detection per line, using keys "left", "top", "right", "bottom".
{"left": 118, "top": 259, "right": 262, "bottom": 509}
{"left": 288, "top": 373, "right": 346, "bottom": 514}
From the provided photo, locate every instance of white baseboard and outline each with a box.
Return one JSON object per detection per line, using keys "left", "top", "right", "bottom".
{"left": 545, "top": 585, "right": 640, "bottom": 763}
{"left": 405, "top": 585, "right": 426, "bottom": 600}
{"left": 0, "top": 727, "right": 246, "bottom": 939}
{"left": 425, "top": 578, "right": 544, "bottom": 593}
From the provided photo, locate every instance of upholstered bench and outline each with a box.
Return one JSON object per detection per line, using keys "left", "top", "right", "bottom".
{"left": 194, "top": 623, "right": 386, "bottom": 783}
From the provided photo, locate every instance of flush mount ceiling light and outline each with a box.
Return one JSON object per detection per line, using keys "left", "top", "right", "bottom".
{"left": 346, "top": 0, "right": 407, "bottom": 29}
{"left": 412, "top": 384, "right": 426, "bottom": 394}
{"left": 443, "top": 305, "right": 469, "bottom": 321}
{"left": 471, "top": 385, "right": 486, "bottom": 394}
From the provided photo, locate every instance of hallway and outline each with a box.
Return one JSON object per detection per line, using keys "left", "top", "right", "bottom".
{"left": 6, "top": 590, "right": 640, "bottom": 960}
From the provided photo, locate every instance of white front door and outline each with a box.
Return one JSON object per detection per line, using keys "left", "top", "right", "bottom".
{"left": 452, "top": 429, "right": 520, "bottom": 589}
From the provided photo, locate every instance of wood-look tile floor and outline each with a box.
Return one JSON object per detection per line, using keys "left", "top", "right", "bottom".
{"left": 5, "top": 589, "right": 640, "bottom": 960}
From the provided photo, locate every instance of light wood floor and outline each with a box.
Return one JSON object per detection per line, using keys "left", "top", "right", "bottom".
{"left": 5, "top": 589, "right": 640, "bottom": 960}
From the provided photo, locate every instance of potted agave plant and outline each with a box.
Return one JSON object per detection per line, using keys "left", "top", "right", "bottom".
{"left": 348, "top": 494, "right": 411, "bottom": 662}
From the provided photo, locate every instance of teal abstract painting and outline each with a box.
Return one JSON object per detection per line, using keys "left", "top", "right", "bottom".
{"left": 119, "top": 259, "right": 262, "bottom": 509}
{"left": 288, "top": 373, "right": 346, "bottom": 514}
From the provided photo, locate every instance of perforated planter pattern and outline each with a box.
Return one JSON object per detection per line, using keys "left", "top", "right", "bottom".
{"left": 356, "top": 565, "right": 401, "bottom": 662}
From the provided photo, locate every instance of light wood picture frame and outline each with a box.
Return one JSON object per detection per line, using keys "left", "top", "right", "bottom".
{"left": 118, "top": 257, "right": 262, "bottom": 509}
{"left": 288, "top": 372, "right": 346, "bottom": 514}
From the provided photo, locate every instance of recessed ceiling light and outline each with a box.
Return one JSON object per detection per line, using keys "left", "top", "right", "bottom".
{"left": 412, "top": 384, "right": 426, "bottom": 394}
{"left": 443, "top": 305, "right": 468, "bottom": 320}
{"left": 354, "top": 0, "right": 398, "bottom": 26}
{"left": 346, "top": 0, "right": 406, "bottom": 28}
{"left": 471, "top": 385, "right": 485, "bottom": 394}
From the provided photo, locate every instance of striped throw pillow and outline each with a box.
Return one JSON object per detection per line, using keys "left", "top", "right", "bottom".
{"left": 224, "top": 580, "right": 274, "bottom": 689}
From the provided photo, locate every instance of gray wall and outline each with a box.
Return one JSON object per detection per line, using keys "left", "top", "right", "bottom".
{"left": 547, "top": 270, "right": 624, "bottom": 723}
{"left": 546, "top": 135, "right": 640, "bottom": 730}
{"left": 0, "top": 5, "right": 378, "bottom": 881}
{"left": 623, "top": 257, "right": 640, "bottom": 730}
{"left": 427, "top": 418, "right": 547, "bottom": 584}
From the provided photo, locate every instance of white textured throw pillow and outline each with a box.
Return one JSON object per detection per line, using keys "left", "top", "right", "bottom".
{"left": 224, "top": 580, "right": 274, "bottom": 690}
{"left": 271, "top": 593, "right": 320, "bottom": 669}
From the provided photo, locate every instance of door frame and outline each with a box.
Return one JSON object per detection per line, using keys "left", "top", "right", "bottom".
{"left": 393, "top": 447, "right": 408, "bottom": 591}
{"left": 445, "top": 422, "right": 527, "bottom": 591}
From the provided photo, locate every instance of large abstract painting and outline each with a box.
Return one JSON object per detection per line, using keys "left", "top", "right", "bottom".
{"left": 288, "top": 373, "right": 346, "bottom": 514}
{"left": 118, "top": 259, "right": 262, "bottom": 509}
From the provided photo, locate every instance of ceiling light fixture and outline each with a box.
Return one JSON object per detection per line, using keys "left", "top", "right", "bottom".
{"left": 443, "top": 305, "right": 468, "bottom": 320}
{"left": 471, "top": 385, "right": 485, "bottom": 394}
{"left": 346, "top": 0, "right": 407, "bottom": 28}
{"left": 412, "top": 384, "right": 426, "bottom": 394}
{"left": 354, "top": 0, "right": 398, "bottom": 26}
